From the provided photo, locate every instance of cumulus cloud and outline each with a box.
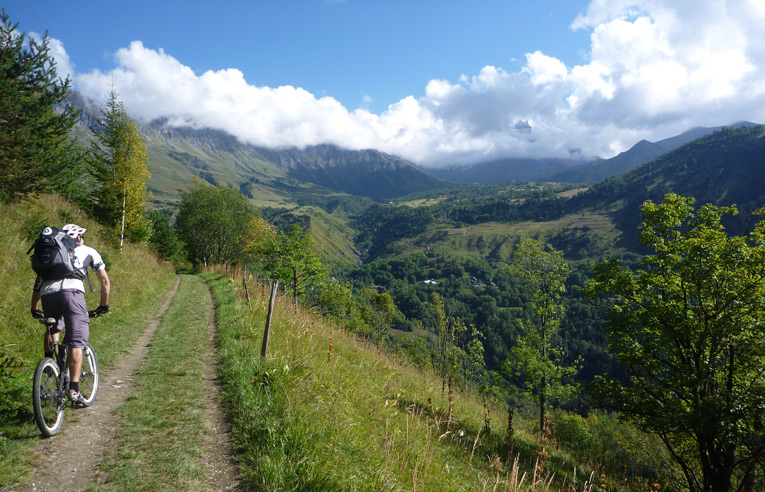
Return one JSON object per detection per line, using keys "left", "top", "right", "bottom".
{"left": 58, "top": 0, "right": 765, "bottom": 167}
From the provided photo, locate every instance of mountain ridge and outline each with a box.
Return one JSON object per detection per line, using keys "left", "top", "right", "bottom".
{"left": 546, "top": 121, "right": 761, "bottom": 183}
{"left": 67, "top": 92, "right": 448, "bottom": 205}
{"left": 68, "top": 91, "right": 762, "bottom": 211}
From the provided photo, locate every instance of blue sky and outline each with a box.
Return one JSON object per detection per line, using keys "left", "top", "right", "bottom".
{"left": 6, "top": 0, "right": 765, "bottom": 167}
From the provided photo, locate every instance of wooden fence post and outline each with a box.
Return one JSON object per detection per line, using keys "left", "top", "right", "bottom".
{"left": 261, "top": 280, "right": 279, "bottom": 358}
{"left": 242, "top": 266, "right": 252, "bottom": 311}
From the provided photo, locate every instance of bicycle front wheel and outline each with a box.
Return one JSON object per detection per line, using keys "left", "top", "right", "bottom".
{"left": 78, "top": 343, "right": 99, "bottom": 406}
{"left": 33, "top": 357, "right": 65, "bottom": 437}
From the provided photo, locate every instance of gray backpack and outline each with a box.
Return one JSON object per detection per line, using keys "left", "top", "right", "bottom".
{"left": 28, "top": 227, "right": 84, "bottom": 281}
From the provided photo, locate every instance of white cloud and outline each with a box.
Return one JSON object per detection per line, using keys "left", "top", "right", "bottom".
{"left": 61, "top": 0, "right": 765, "bottom": 167}
{"left": 524, "top": 52, "right": 568, "bottom": 85}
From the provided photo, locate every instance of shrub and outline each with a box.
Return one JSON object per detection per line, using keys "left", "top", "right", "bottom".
{"left": 555, "top": 411, "right": 592, "bottom": 457}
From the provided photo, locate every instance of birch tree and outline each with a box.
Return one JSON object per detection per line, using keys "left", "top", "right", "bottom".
{"left": 90, "top": 88, "right": 150, "bottom": 244}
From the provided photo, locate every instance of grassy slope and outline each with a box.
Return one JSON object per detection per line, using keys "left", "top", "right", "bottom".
{"left": 298, "top": 205, "right": 361, "bottom": 266}
{"left": 380, "top": 211, "right": 621, "bottom": 264}
{"left": 143, "top": 128, "right": 284, "bottom": 205}
{"left": 207, "top": 270, "right": 598, "bottom": 491}
{"left": 0, "top": 195, "right": 177, "bottom": 488}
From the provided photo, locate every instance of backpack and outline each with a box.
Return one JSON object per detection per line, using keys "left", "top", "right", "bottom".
{"left": 28, "top": 227, "right": 85, "bottom": 281}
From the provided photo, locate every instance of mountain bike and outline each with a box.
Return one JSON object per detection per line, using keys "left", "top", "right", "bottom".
{"left": 32, "top": 314, "right": 100, "bottom": 437}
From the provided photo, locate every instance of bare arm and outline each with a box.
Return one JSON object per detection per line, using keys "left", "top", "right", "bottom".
{"left": 31, "top": 289, "right": 41, "bottom": 311}
{"left": 95, "top": 268, "right": 110, "bottom": 306}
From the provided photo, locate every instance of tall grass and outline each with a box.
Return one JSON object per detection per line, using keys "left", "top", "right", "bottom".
{"left": 0, "top": 194, "right": 177, "bottom": 488}
{"left": 207, "top": 270, "right": 599, "bottom": 491}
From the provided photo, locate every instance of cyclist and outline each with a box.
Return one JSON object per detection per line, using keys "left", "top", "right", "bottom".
{"left": 30, "top": 223, "right": 111, "bottom": 405}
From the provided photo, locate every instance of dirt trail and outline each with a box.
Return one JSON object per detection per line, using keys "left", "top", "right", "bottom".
{"left": 200, "top": 286, "right": 243, "bottom": 491}
{"left": 9, "top": 276, "right": 241, "bottom": 492}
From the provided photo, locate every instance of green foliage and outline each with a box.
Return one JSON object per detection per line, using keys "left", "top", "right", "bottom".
{"left": 362, "top": 288, "right": 400, "bottom": 348}
{"left": 245, "top": 222, "right": 327, "bottom": 306}
{"left": 554, "top": 411, "right": 592, "bottom": 457}
{"left": 175, "top": 180, "right": 255, "bottom": 266}
{"left": 307, "top": 277, "right": 353, "bottom": 319}
{"left": 146, "top": 210, "right": 185, "bottom": 266}
{"left": 503, "top": 239, "right": 580, "bottom": 433}
{"left": 0, "top": 10, "right": 82, "bottom": 203}
{"left": 587, "top": 193, "right": 765, "bottom": 491}
{"left": 88, "top": 89, "right": 151, "bottom": 243}
{"left": 342, "top": 251, "right": 617, "bottom": 392}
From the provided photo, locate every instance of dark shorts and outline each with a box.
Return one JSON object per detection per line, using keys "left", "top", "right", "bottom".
{"left": 41, "top": 289, "right": 90, "bottom": 349}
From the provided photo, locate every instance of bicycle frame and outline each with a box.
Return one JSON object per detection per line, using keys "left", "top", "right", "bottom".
{"left": 45, "top": 319, "right": 71, "bottom": 404}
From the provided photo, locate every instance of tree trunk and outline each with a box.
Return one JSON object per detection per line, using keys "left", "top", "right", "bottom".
{"left": 539, "top": 373, "right": 546, "bottom": 435}
{"left": 120, "top": 189, "right": 126, "bottom": 248}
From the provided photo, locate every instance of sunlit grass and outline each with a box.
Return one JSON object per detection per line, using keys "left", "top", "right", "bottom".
{"left": 389, "top": 212, "right": 622, "bottom": 262}
{"left": 207, "top": 270, "right": 598, "bottom": 491}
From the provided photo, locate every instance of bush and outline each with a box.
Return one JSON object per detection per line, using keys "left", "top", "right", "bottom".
{"left": 554, "top": 411, "right": 592, "bottom": 457}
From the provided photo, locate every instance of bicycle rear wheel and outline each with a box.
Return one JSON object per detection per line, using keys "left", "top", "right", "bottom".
{"left": 78, "top": 343, "right": 99, "bottom": 406}
{"left": 33, "top": 358, "right": 65, "bottom": 437}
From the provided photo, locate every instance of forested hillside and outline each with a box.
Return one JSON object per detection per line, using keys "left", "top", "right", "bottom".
{"left": 326, "top": 125, "right": 765, "bottom": 405}
{"left": 568, "top": 124, "right": 765, "bottom": 248}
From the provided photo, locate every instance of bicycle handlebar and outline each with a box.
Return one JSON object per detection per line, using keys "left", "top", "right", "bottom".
{"left": 36, "top": 310, "right": 106, "bottom": 323}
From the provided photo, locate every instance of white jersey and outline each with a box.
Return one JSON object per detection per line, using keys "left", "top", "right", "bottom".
{"left": 34, "top": 244, "right": 106, "bottom": 295}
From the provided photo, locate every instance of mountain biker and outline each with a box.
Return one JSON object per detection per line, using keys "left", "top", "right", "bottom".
{"left": 30, "top": 223, "right": 111, "bottom": 405}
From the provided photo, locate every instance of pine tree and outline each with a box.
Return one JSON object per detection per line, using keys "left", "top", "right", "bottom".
{"left": 89, "top": 88, "right": 151, "bottom": 244}
{"left": 0, "top": 9, "right": 81, "bottom": 203}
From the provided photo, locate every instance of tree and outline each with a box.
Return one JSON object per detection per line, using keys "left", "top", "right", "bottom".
{"left": 146, "top": 210, "right": 185, "bottom": 264}
{"left": 175, "top": 181, "right": 255, "bottom": 266}
{"left": 504, "top": 238, "right": 579, "bottom": 435}
{"left": 586, "top": 193, "right": 765, "bottom": 492}
{"left": 363, "top": 288, "right": 398, "bottom": 349}
{"left": 428, "top": 292, "right": 469, "bottom": 393}
{"left": 89, "top": 88, "right": 151, "bottom": 244}
{"left": 245, "top": 222, "right": 327, "bottom": 306}
{"left": 0, "top": 10, "right": 81, "bottom": 203}
{"left": 308, "top": 277, "right": 354, "bottom": 320}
